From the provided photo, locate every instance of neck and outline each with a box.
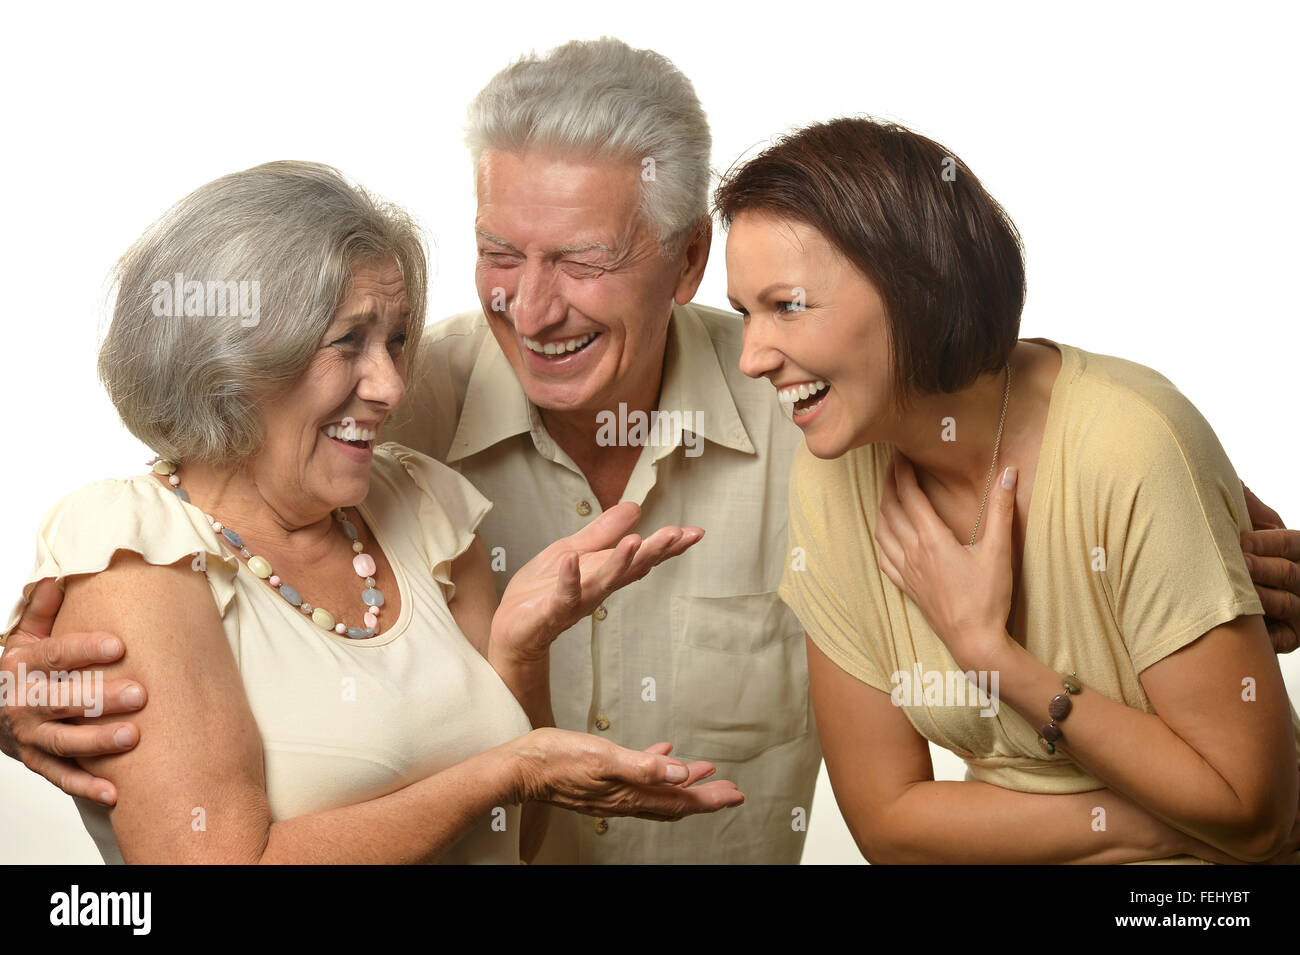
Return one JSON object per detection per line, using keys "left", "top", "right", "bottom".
{"left": 167, "top": 460, "right": 339, "bottom": 556}
{"left": 886, "top": 356, "right": 1017, "bottom": 500}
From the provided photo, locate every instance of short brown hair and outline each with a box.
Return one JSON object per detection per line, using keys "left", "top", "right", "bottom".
{"left": 713, "top": 117, "right": 1024, "bottom": 402}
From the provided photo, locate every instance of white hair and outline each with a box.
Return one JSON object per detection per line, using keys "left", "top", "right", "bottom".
{"left": 99, "top": 161, "right": 427, "bottom": 465}
{"left": 465, "top": 37, "right": 712, "bottom": 253}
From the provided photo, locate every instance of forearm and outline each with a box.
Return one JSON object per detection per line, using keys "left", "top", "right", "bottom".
{"left": 986, "top": 636, "right": 1293, "bottom": 860}
{"left": 861, "top": 781, "right": 1190, "bottom": 864}
{"left": 254, "top": 740, "right": 524, "bottom": 865}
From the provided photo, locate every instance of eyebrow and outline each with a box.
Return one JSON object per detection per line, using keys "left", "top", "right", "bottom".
{"left": 475, "top": 228, "right": 614, "bottom": 256}
{"left": 332, "top": 307, "right": 411, "bottom": 328}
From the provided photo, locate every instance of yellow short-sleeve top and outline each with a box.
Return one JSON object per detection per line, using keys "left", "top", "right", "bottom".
{"left": 780, "top": 340, "right": 1299, "bottom": 806}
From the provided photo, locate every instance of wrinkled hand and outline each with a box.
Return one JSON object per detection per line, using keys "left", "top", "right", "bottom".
{"left": 0, "top": 578, "right": 144, "bottom": 805}
{"left": 874, "top": 449, "right": 1018, "bottom": 670}
{"left": 513, "top": 728, "right": 744, "bottom": 821}
{"left": 491, "top": 501, "right": 703, "bottom": 662}
{"left": 1241, "top": 484, "right": 1299, "bottom": 654}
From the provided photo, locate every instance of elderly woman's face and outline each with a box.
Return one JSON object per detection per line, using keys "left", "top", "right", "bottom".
{"left": 727, "top": 211, "right": 894, "bottom": 460}
{"left": 255, "top": 258, "right": 409, "bottom": 512}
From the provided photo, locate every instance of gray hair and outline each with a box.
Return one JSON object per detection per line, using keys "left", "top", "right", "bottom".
{"left": 465, "top": 37, "right": 712, "bottom": 253}
{"left": 99, "top": 161, "right": 427, "bottom": 465}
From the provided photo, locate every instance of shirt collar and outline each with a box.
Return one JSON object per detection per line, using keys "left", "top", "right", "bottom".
{"left": 446, "top": 304, "right": 756, "bottom": 464}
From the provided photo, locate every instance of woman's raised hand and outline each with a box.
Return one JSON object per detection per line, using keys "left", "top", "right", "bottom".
{"left": 490, "top": 501, "right": 703, "bottom": 663}
{"left": 511, "top": 728, "right": 744, "bottom": 821}
{"left": 873, "top": 448, "right": 1017, "bottom": 670}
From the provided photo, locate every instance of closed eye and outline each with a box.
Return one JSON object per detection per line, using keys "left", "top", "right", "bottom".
{"left": 478, "top": 250, "right": 522, "bottom": 266}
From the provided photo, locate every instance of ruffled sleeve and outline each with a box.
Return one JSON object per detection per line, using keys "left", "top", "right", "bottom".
{"left": 2, "top": 476, "right": 239, "bottom": 641}
{"left": 375, "top": 443, "right": 492, "bottom": 603}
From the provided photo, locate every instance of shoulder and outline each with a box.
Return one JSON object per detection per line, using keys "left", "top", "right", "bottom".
{"left": 371, "top": 442, "right": 486, "bottom": 504}
{"left": 412, "top": 309, "right": 492, "bottom": 388}
{"left": 39, "top": 474, "right": 233, "bottom": 575}
{"left": 419, "top": 308, "right": 492, "bottom": 356}
{"left": 384, "top": 309, "right": 492, "bottom": 458}
{"left": 1049, "top": 342, "right": 1251, "bottom": 547}
{"left": 369, "top": 443, "right": 492, "bottom": 598}
{"left": 1057, "top": 342, "right": 1227, "bottom": 458}
{"left": 29, "top": 475, "right": 239, "bottom": 636}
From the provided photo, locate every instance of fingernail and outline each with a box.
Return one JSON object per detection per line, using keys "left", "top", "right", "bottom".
{"left": 122, "top": 686, "right": 144, "bottom": 708}
{"left": 1243, "top": 553, "right": 1254, "bottom": 570}
{"left": 99, "top": 637, "right": 121, "bottom": 657}
{"left": 97, "top": 790, "right": 114, "bottom": 806}
{"left": 113, "top": 727, "right": 134, "bottom": 748}
{"left": 665, "top": 764, "right": 688, "bottom": 783}
{"left": 1242, "top": 538, "right": 1255, "bottom": 554}
{"left": 1001, "top": 466, "right": 1017, "bottom": 490}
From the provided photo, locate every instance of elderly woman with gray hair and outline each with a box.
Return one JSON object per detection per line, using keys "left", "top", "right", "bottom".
{"left": 0, "top": 160, "right": 742, "bottom": 864}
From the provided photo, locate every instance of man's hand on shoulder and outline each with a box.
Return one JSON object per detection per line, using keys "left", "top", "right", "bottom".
{"left": 1241, "top": 484, "right": 1300, "bottom": 654}
{"left": 1, "top": 578, "right": 145, "bottom": 804}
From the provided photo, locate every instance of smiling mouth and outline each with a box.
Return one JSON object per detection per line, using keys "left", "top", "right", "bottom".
{"left": 322, "top": 422, "right": 376, "bottom": 449}
{"left": 522, "top": 332, "right": 600, "bottom": 358}
{"left": 778, "top": 380, "right": 831, "bottom": 417}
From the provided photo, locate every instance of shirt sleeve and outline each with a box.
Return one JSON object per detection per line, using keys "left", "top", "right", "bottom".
{"left": 778, "top": 443, "right": 891, "bottom": 693}
{"left": 379, "top": 442, "right": 492, "bottom": 603}
{"left": 1099, "top": 394, "right": 1264, "bottom": 673}
{"left": 2, "top": 477, "right": 238, "bottom": 642}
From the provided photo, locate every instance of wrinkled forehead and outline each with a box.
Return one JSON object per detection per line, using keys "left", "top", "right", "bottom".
{"left": 474, "top": 148, "right": 646, "bottom": 248}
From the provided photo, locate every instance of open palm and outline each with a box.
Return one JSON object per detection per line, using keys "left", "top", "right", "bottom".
{"left": 491, "top": 501, "right": 703, "bottom": 662}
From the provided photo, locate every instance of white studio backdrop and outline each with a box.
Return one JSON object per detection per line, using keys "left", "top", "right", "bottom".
{"left": 0, "top": 0, "right": 1295, "bottom": 865}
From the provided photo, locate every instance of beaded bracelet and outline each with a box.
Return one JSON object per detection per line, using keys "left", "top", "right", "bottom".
{"left": 1038, "top": 672, "right": 1082, "bottom": 755}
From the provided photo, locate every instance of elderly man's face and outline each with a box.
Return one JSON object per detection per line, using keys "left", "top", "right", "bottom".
{"left": 474, "top": 149, "right": 698, "bottom": 416}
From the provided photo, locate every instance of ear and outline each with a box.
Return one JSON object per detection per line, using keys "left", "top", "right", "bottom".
{"left": 672, "top": 218, "right": 713, "bottom": 306}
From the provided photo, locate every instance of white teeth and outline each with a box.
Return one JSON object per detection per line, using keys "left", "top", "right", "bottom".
{"left": 325, "top": 424, "right": 376, "bottom": 441}
{"left": 523, "top": 332, "right": 595, "bottom": 355}
{"left": 777, "top": 380, "right": 828, "bottom": 405}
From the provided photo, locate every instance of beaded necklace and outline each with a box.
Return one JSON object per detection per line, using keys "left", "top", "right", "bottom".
{"left": 150, "top": 457, "right": 385, "bottom": 638}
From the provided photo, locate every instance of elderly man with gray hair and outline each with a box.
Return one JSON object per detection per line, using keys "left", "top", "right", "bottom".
{"left": 386, "top": 38, "right": 821, "bottom": 863}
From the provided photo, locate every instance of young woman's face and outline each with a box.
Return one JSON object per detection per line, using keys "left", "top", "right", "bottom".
{"left": 727, "top": 211, "right": 896, "bottom": 459}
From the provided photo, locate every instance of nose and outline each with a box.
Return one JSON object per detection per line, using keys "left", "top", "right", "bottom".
{"left": 738, "top": 314, "right": 783, "bottom": 381}
{"left": 510, "top": 258, "right": 563, "bottom": 336}
{"left": 356, "top": 341, "right": 407, "bottom": 411}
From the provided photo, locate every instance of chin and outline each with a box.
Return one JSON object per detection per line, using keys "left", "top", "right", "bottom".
{"left": 804, "top": 433, "right": 851, "bottom": 460}
{"left": 520, "top": 376, "right": 606, "bottom": 415}
{"left": 804, "top": 418, "right": 875, "bottom": 460}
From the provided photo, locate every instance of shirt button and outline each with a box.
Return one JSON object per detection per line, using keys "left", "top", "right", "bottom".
{"left": 576, "top": 500, "right": 592, "bottom": 516}
{"left": 593, "top": 818, "right": 609, "bottom": 835}
{"left": 593, "top": 605, "right": 608, "bottom": 621}
{"left": 595, "top": 715, "right": 611, "bottom": 731}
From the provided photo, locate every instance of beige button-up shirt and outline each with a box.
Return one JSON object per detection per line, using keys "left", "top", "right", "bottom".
{"left": 381, "top": 302, "right": 821, "bottom": 864}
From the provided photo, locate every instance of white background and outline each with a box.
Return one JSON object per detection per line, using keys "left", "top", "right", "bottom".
{"left": 1, "top": 0, "right": 1296, "bottom": 865}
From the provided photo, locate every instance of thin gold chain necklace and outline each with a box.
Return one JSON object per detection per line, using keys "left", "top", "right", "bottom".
{"left": 969, "top": 363, "right": 1012, "bottom": 547}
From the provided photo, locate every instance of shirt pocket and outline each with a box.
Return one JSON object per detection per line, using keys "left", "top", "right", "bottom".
{"left": 669, "top": 592, "right": 810, "bottom": 763}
